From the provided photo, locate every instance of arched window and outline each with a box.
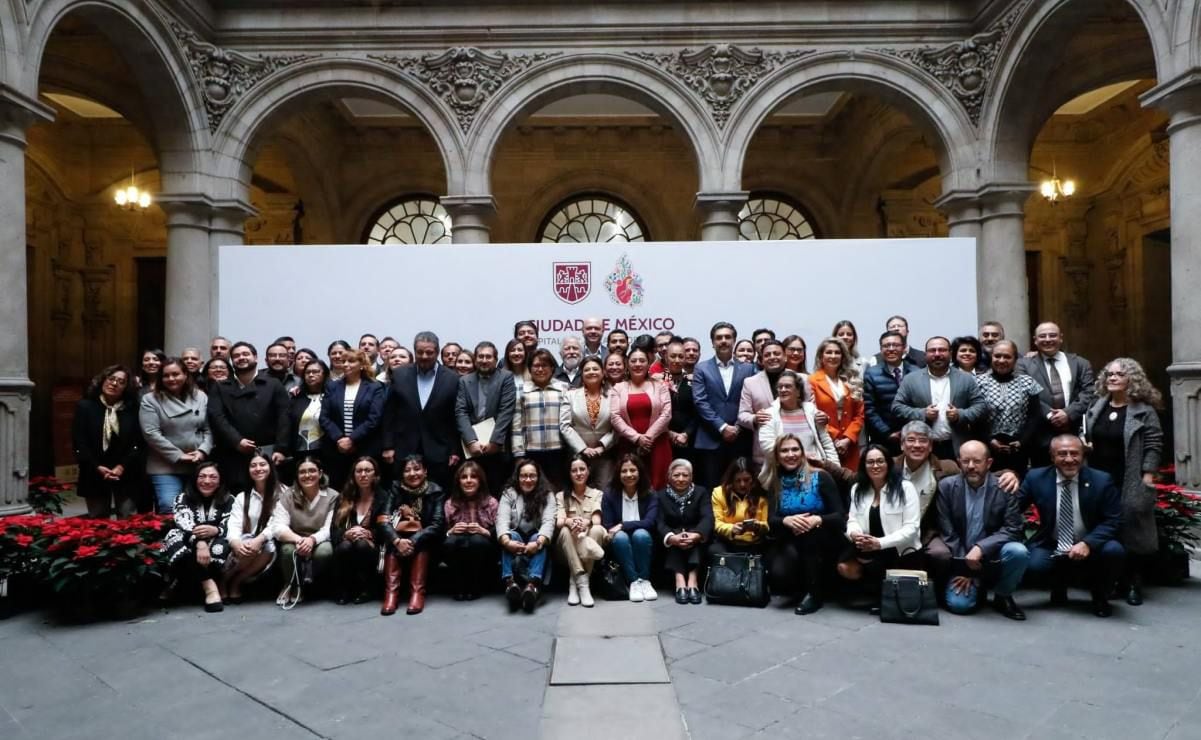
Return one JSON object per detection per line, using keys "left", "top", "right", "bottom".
{"left": 364, "top": 197, "right": 452, "bottom": 244}
{"left": 539, "top": 194, "right": 648, "bottom": 243}
{"left": 738, "top": 194, "right": 817, "bottom": 240}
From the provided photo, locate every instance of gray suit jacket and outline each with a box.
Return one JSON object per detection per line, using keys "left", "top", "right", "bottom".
{"left": 1017, "top": 352, "right": 1096, "bottom": 444}
{"left": 891, "top": 368, "right": 987, "bottom": 452}
{"left": 455, "top": 369, "right": 517, "bottom": 448}
{"left": 935, "top": 473, "right": 1022, "bottom": 558}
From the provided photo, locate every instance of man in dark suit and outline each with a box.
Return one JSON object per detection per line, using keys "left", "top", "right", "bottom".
{"left": 1017, "top": 322, "right": 1096, "bottom": 467}
{"left": 877, "top": 315, "right": 926, "bottom": 368}
{"left": 664, "top": 338, "right": 698, "bottom": 467}
{"left": 863, "top": 330, "right": 919, "bottom": 454}
{"left": 930, "top": 441, "right": 1029, "bottom": 620}
{"left": 455, "top": 341, "right": 516, "bottom": 492}
{"left": 1019, "top": 435, "right": 1124, "bottom": 617}
{"left": 383, "top": 331, "right": 461, "bottom": 489}
{"left": 207, "top": 341, "right": 290, "bottom": 492}
{"left": 892, "top": 337, "right": 987, "bottom": 460}
{"left": 691, "top": 322, "right": 756, "bottom": 487}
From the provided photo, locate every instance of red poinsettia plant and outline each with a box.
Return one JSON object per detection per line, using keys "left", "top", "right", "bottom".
{"left": 0, "top": 514, "right": 51, "bottom": 579}
{"left": 31, "top": 514, "right": 172, "bottom": 600}
{"left": 27, "top": 476, "right": 73, "bottom": 515}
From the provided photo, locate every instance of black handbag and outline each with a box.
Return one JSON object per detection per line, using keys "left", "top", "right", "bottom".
{"left": 591, "top": 557, "right": 629, "bottom": 600}
{"left": 879, "top": 569, "right": 939, "bottom": 625}
{"left": 704, "top": 552, "right": 769, "bottom": 607}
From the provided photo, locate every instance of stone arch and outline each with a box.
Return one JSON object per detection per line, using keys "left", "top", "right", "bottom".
{"left": 25, "top": 0, "right": 209, "bottom": 192}
{"left": 0, "top": 0, "right": 29, "bottom": 85}
{"left": 722, "top": 52, "right": 978, "bottom": 195}
{"left": 345, "top": 179, "right": 451, "bottom": 245}
{"left": 518, "top": 170, "right": 674, "bottom": 244}
{"left": 737, "top": 180, "right": 834, "bottom": 241}
{"left": 981, "top": 0, "right": 1168, "bottom": 183}
{"left": 209, "top": 58, "right": 463, "bottom": 204}
{"left": 464, "top": 53, "right": 722, "bottom": 195}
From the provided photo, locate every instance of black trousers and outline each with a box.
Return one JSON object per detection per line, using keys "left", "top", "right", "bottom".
{"left": 473, "top": 451, "right": 513, "bottom": 497}
{"left": 696, "top": 436, "right": 753, "bottom": 489}
{"left": 333, "top": 539, "right": 378, "bottom": 593}
{"left": 172, "top": 552, "right": 224, "bottom": 585}
{"left": 442, "top": 533, "right": 498, "bottom": 592}
{"left": 768, "top": 531, "right": 826, "bottom": 595}
{"left": 663, "top": 542, "right": 706, "bottom": 575}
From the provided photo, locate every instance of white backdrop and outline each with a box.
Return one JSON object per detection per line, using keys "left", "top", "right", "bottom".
{"left": 217, "top": 239, "right": 977, "bottom": 360}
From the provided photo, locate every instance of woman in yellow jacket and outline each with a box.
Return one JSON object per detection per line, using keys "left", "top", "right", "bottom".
{"left": 709, "top": 457, "right": 770, "bottom": 556}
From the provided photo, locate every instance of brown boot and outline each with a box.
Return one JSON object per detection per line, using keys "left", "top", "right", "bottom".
{"left": 406, "top": 551, "right": 430, "bottom": 615}
{"left": 380, "top": 553, "right": 402, "bottom": 616}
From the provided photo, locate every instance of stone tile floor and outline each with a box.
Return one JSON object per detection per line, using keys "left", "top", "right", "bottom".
{"left": 2, "top": 564, "right": 1200, "bottom": 740}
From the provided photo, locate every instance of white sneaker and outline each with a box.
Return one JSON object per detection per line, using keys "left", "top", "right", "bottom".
{"left": 629, "top": 579, "right": 645, "bottom": 602}
{"left": 576, "top": 574, "right": 594, "bottom": 608}
{"left": 641, "top": 580, "right": 658, "bottom": 601}
{"left": 567, "top": 578, "right": 580, "bottom": 606}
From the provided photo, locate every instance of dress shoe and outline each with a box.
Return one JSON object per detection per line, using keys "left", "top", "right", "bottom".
{"left": 675, "top": 588, "right": 689, "bottom": 604}
{"left": 521, "top": 583, "right": 540, "bottom": 613}
{"left": 353, "top": 590, "right": 372, "bottom": 605}
{"left": 335, "top": 592, "right": 351, "bottom": 606}
{"left": 203, "top": 600, "right": 224, "bottom": 613}
{"left": 795, "top": 592, "right": 822, "bottom": 615}
{"left": 992, "top": 595, "right": 1026, "bottom": 621}
{"left": 687, "top": 587, "right": 702, "bottom": 605}
{"left": 504, "top": 578, "right": 522, "bottom": 611}
{"left": 1125, "top": 584, "right": 1144, "bottom": 606}
{"left": 1049, "top": 587, "right": 1068, "bottom": 606}
{"left": 1091, "top": 596, "right": 1113, "bottom": 618}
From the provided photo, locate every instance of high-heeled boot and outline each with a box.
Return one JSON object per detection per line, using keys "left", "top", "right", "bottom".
{"left": 407, "top": 551, "right": 430, "bottom": 615}
{"left": 380, "top": 553, "right": 403, "bottom": 616}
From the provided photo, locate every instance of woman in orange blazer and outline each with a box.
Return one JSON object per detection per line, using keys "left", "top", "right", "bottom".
{"left": 609, "top": 347, "right": 673, "bottom": 489}
{"left": 809, "top": 337, "right": 865, "bottom": 470}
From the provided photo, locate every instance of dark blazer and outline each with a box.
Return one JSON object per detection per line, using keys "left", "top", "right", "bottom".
{"left": 1083, "top": 399, "right": 1163, "bottom": 553}
{"left": 207, "top": 375, "right": 291, "bottom": 453}
{"left": 383, "top": 364, "right": 460, "bottom": 464}
{"left": 319, "top": 379, "right": 387, "bottom": 458}
{"left": 935, "top": 472, "right": 1023, "bottom": 558}
{"left": 655, "top": 486, "right": 714, "bottom": 543}
{"left": 455, "top": 369, "right": 517, "bottom": 448}
{"left": 377, "top": 481, "right": 447, "bottom": 551}
{"left": 691, "top": 358, "right": 756, "bottom": 450}
{"left": 329, "top": 489, "right": 389, "bottom": 547}
{"left": 668, "top": 374, "right": 698, "bottom": 443}
{"left": 892, "top": 368, "right": 987, "bottom": 452}
{"left": 1018, "top": 465, "right": 1121, "bottom": 552}
{"left": 1017, "top": 352, "right": 1096, "bottom": 446}
{"left": 863, "top": 359, "right": 920, "bottom": 443}
{"left": 72, "top": 398, "right": 143, "bottom": 497}
{"left": 601, "top": 488, "right": 660, "bottom": 532}
{"left": 878, "top": 347, "right": 927, "bottom": 369}
{"left": 553, "top": 365, "right": 584, "bottom": 390}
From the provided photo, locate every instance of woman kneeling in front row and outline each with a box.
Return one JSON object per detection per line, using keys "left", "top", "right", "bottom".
{"left": 223, "top": 453, "right": 281, "bottom": 604}
{"left": 657, "top": 458, "right": 712, "bottom": 604}
{"left": 274, "top": 456, "right": 339, "bottom": 608}
{"left": 838, "top": 444, "right": 922, "bottom": 613}
{"left": 709, "top": 457, "right": 770, "bottom": 559}
{"left": 602, "top": 454, "right": 660, "bottom": 603}
{"left": 162, "top": 462, "right": 233, "bottom": 612}
{"left": 331, "top": 456, "right": 387, "bottom": 605}
{"left": 498, "top": 458, "right": 557, "bottom": 613}
{"left": 555, "top": 455, "right": 606, "bottom": 607}
{"left": 379, "top": 455, "right": 445, "bottom": 616}
{"left": 442, "top": 461, "right": 499, "bottom": 601}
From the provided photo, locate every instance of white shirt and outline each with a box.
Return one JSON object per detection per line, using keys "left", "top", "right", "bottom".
{"left": 272, "top": 489, "right": 338, "bottom": 545}
{"left": 1044, "top": 351, "right": 1074, "bottom": 408}
{"left": 227, "top": 489, "right": 280, "bottom": 546}
{"left": 828, "top": 377, "right": 846, "bottom": 403}
{"left": 928, "top": 372, "right": 952, "bottom": 441}
{"left": 716, "top": 357, "right": 735, "bottom": 395}
{"left": 621, "top": 492, "right": 641, "bottom": 521}
{"left": 1054, "top": 472, "right": 1087, "bottom": 542}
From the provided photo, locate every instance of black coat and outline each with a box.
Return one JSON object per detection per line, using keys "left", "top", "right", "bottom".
{"left": 383, "top": 365, "right": 460, "bottom": 465}
{"left": 655, "top": 486, "right": 714, "bottom": 543}
{"left": 320, "top": 378, "right": 387, "bottom": 459}
{"left": 72, "top": 398, "right": 142, "bottom": 497}
{"left": 376, "top": 481, "right": 447, "bottom": 552}
{"left": 207, "top": 374, "right": 291, "bottom": 454}
{"left": 330, "top": 490, "right": 389, "bottom": 548}
{"left": 668, "top": 375, "right": 698, "bottom": 443}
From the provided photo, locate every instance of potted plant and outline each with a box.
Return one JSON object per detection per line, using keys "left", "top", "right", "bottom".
{"left": 0, "top": 515, "right": 51, "bottom": 618}
{"left": 27, "top": 476, "right": 73, "bottom": 516}
{"left": 1150, "top": 466, "right": 1201, "bottom": 584}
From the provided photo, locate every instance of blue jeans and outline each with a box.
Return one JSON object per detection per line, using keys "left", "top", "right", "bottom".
{"left": 610, "top": 528, "right": 653, "bottom": 582}
{"left": 500, "top": 530, "right": 549, "bottom": 583}
{"left": 945, "top": 542, "right": 1030, "bottom": 614}
{"left": 150, "top": 474, "right": 188, "bottom": 513}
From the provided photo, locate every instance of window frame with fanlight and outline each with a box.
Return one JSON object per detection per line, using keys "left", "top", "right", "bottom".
{"left": 537, "top": 193, "right": 650, "bottom": 243}
{"left": 363, "top": 195, "right": 453, "bottom": 245}
{"left": 738, "top": 193, "right": 818, "bottom": 241}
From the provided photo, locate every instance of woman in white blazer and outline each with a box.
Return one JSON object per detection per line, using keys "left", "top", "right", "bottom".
{"left": 560, "top": 357, "right": 617, "bottom": 490}
{"left": 837, "top": 443, "right": 922, "bottom": 611}
{"left": 757, "top": 370, "right": 840, "bottom": 468}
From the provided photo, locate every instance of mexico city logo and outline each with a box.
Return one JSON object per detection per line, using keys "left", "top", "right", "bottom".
{"left": 605, "top": 254, "right": 644, "bottom": 307}
{"left": 553, "top": 262, "right": 591, "bottom": 304}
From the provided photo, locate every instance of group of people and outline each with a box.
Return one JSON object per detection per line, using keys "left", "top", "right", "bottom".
{"left": 71, "top": 314, "right": 1164, "bottom": 619}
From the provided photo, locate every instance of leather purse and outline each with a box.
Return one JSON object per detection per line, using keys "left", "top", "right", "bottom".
{"left": 879, "top": 569, "right": 939, "bottom": 625}
{"left": 704, "top": 552, "right": 770, "bottom": 607}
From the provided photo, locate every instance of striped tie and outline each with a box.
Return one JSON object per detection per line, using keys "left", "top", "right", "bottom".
{"left": 1056, "top": 480, "right": 1075, "bottom": 553}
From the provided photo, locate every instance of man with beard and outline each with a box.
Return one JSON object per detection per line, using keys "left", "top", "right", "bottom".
{"left": 514, "top": 320, "right": 540, "bottom": 355}
{"left": 383, "top": 331, "right": 461, "bottom": 489}
{"left": 456, "top": 341, "right": 517, "bottom": 491}
{"left": 209, "top": 336, "right": 231, "bottom": 361}
{"left": 681, "top": 337, "right": 702, "bottom": 374}
{"left": 581, "top": 317, "right": 607, "bottom": 360}
{"left": 863, "top": 330, "right": 919, "bottom": 454}
{"left": 893, "top": 337, "right": 986, "bottom": 461}
{"left": 691, "top": 322, "right": 756, "bottom": 487}
{"left": 257, "top": 342, "right": 300, "bottom": 392}
{"left": 738, "top": 339, "right": 811, "bottom": 466}
{"left": 553, "top": 336, "right": 584, "bottom": 388}
{"left": 606, "top": 328, "right": 629, "bottom": 358}
{"left": 440, "top": 341, "right": 464, "bottom": 368}
{"left": 275, "top": 336, "right": 297, "bottom": 367}
{"left": 207, "top": 341, "right": 290, "bottom": 491}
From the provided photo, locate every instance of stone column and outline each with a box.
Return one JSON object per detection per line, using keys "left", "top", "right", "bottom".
{"left": 161, "top": 202, "right": 215, "bottom": 355}
{"left": 936, "top": 186, "right": 1032, "bottom": 351}
{"left": 209, "top": 206, "right": 248, "bottom": 340}
{"left": 695, "top": 191, "right": 748, "bottom": 241}
{"left": 441, "top": 195, "right": 496, "bottom": 244}
{"left": 0, "top": 90, "right": 54, "bottom": 515}
{"left": 1143, "top": 77, "right": 1201, "bottom": 486}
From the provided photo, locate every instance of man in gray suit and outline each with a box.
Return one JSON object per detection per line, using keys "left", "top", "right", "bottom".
{"left": 891, "top": 336, "right": 987, "bottom": 460}
{"left": 929, "top": 441, "right": 1029, "bottom": 620}
{"left": 455, "top": 341, "right": 517, "bottom": 491}
{"left": 1017, "top": 321, "right": 1096, "bottom": 467}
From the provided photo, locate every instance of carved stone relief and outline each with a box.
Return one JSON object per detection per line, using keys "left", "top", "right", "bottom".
{"left": 628, "top": 44, "right": 813, "bottom": 128}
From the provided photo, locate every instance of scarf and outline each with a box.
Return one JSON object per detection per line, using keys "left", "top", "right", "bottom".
{"left": 666, "top": 483, "right": 695, "bottom": 509}
{"left": 100, "top": 396, "right": 124, "bottom": 452}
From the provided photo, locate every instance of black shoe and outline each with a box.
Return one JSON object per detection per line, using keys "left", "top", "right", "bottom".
{"left": 1125, "top": 585, "right": 1144, "bottom": 606}
{"left": 335, "top": 592, "right": 351, "bottom": 606}
{"left": 992, "top": 595, "right": 1026, "bottom": 621}
{"left": 453, "top": 592, "right": 467, "bottom": 601}
{"left": 869, "top": 605, "right": 882, "bottom": 616}
{"left": 353, "top": 591, "right": 372, "bottom": 605}
{"left": 504, "top": 578, "right": 522, "bottom": 611}
{"left": 1050, "top": 587, "right": 1068, "bottom": 606}
{"left": 225, "top": 595, "right": 244, "bottom": 605}
{"left": 204, "top": 600, "right": 224, "bottom": 613}
{"left": 687, "top": 587, "right": 702, "bottom": 605}
{"left": 465, "top": 592, "right": 480, "bottom": 601}
{"left": 1091, "top": 598, "right": 1113, "bottom": 618}
{"left": 795, "top": 592, "right": 822, "bottom": 615}
{"left": 521, "top": 583, "right": 539, "bottom": 613}
{"left": 675, "top": 588, "right": 688, "bottom": 604}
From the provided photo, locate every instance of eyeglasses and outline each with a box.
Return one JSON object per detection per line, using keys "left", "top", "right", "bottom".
{"left": 865, "top": 459, "right": 889, "bottom": 467}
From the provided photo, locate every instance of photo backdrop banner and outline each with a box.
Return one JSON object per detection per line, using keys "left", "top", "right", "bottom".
{"left": 217, "top": 239, "right": 978, "bottom": 360}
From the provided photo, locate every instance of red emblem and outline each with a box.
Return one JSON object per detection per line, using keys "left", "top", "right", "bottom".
{"left": 553, "top": 262, "right": 591, "bottom": 304}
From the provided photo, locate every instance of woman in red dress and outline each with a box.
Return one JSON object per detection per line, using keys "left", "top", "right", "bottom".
{"left": 609, "top": 348, "right": 673, "bottom": 489}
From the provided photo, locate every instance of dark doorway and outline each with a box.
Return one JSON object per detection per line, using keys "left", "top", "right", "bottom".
{"left": 1025, "top": 250, "right": 1041, "bottom": 341}
{"left": 1141, "top": 229, "right": 1172, "bottom": 453}
{"left": 136, "top": 257, "right": 166, "bottom": 353}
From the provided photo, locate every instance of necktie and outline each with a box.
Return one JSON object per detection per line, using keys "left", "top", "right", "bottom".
{"left": 892, "top": 367, "right": 902, "bottom": 386}
{"left": 1046, "top": 358, "right": 1066, "bottom": 409}
{"left": 1056, "top": 480, "right": 1075, "bottom": 553}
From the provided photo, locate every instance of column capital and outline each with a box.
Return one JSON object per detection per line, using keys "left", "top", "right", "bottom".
{"left": 440, "top": 194, "right": 497, "bottom": 217}
{"left": 935, "top": 183, "right": 1035, "bottom": 222}
{"left": 1141, "top": 69, "right": 1201, "bottom": 127}
{"left": 694, "top": 191, "right": 749, "bottom": 212}
{"left": 0, "top": 84, "right": 55, "bottom": 149}
{"left": 441, "top": 195, "right": 496, "bottom": 244}
{"left": 157, "top": 194, "right": 255, "bottom": 229}
{"left": 695, "top": 191, "right": 747, "bottom": 241}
